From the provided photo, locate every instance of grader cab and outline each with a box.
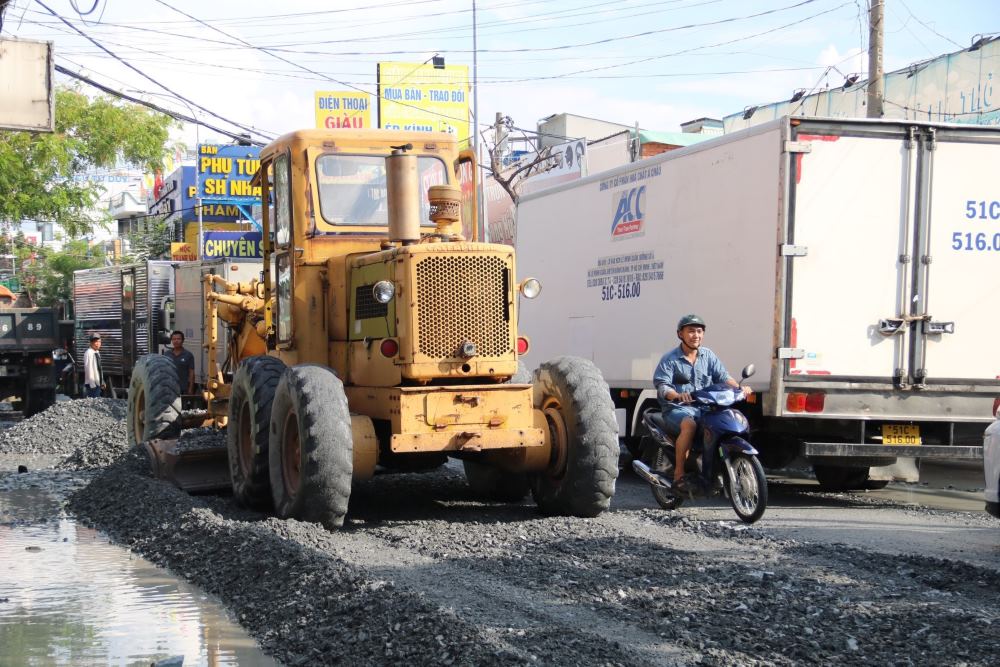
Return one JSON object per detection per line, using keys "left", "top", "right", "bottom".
{"left": 128, "top": 129, "right": 618, "bottom": 528}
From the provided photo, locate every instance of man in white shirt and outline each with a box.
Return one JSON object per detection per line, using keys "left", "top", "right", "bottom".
{"left": 83, "top": 333, "right": 104, "bottom": 398}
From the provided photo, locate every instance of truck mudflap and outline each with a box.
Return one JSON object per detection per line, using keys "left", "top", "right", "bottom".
{"left": 802, "top": 442, "right": 983, "bottom": 460}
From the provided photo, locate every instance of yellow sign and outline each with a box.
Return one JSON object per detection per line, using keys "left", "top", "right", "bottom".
{"left": 377, "top": 62, "right": 470, "bottom": 145}
{"left": 171, "top": 242, "right": 197, "bottom": 262}
{"left": 315, "top": 91, "right": 372, "bottom": 130}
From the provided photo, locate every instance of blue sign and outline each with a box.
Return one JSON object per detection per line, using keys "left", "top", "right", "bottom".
{"left": 202, "top": 231, "right": 263, "bottom": 259}
{"left": 197, "top": 144, "right": 261, "bottom": 204}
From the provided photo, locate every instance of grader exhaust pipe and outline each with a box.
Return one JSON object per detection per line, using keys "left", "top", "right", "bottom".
{"left": 386, "top": 144, "right": 421, "bottom": 245}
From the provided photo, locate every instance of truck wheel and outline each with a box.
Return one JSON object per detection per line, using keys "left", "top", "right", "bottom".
{"left": 269, "top": 365, "right": 353, "bottom": 529}
{"left": 227, "top": 356, "right": 286, "bottom": 509}
{"left": 813, "top": 464, "right": 868, "bottom": 491}
{"left": 463, "top": 460, "right": 530, "bottom": 502}
{"left": 26, "top": 389, "right": 56, "bottom": 417}
{"left": 127, "top": 355, "right": 182, "bottom": 448}
{"left": 529, "top": 356, "right": 619, "bottom": 518}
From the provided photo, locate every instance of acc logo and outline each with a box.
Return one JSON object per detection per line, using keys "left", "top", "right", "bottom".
{"left": 611, "top": 186, "right": 645, "bottom": 239}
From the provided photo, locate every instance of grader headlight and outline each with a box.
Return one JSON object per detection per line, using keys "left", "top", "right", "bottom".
{"left": 519, "top": 277, "right": 542, "bottom": 299}
{"left": 372, "top": 280, "right": 395, "bottom": 304}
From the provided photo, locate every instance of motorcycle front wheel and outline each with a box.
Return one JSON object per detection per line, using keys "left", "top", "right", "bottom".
{"left": 649, "top": 441, "right": 684, "bottom": 510}
{"left": 725, "top": 453, "right": 767, "bottom": 523}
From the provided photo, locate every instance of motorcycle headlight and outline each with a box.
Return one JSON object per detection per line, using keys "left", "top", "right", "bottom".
{"left": 733, "top": 411, "right": 749, "bottom": 430}
{"left": 372, "top": 280, "right": 395, "bottom": 304}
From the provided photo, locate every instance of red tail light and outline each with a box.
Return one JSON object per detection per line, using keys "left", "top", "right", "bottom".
{"left": 786, "top": 392, "right": 806, "bottom": 412}
{"left": 516, "top": 336, "right": 529, "bottom": 355}
{"left": 804, "top": 392, "right": 826, "bottom": 413}
{"left": 34, "top": 357, "right": 53, "bottom": 366}
{"left": 379, "top": 339, "right": 399, "bottom": 357}
{"left": 993, "top": 376, "right": 1000, "bottom": 416}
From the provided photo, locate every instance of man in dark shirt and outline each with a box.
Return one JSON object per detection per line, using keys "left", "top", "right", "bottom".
{"left": 163, "top": 330, "right": 195, "bottom": 395}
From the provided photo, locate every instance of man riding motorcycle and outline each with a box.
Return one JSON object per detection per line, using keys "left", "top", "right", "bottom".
{"left": 652, "top": 314, "right": 752, "bottom": 494}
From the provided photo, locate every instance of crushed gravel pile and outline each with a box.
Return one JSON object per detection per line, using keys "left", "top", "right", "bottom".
{"left": 173, "top": 427, "right": 226, "bottom": 452}
{"left": 56, "top": 420, "right": 131, "bottom": 470}
{"left": 69, "top": 457, "right": 639, "bottom": 666}
{"left": 0, "top": 399, "right": 127, "bottom": 458}
{"left": 65, "top": 455, "right": 1000, "bottom": 667}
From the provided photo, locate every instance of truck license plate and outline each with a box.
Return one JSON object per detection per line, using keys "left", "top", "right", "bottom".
{"left": 0, "top": 367, "right": 7, "bottom": 377}
{"left": 882, "top": 424, "right": 921, "bottom": 445}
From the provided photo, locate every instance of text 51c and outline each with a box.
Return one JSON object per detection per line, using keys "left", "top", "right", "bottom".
{"left": 601, "top": 282, "right": 641, "bottom": 301}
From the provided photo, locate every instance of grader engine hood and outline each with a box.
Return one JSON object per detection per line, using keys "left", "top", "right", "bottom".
{"left": 348, "top": 242, "right": 519, "bottom": 381}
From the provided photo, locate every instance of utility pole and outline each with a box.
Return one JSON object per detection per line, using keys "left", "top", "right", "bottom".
{"left": 495, "top": 112, "right": 507, "bottom": 165}
{"left": 867, "top": 0, "right": 884, "bottom": 118}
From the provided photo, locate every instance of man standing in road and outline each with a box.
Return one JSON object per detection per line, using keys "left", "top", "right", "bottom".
{"left": 653, "top": 314, "right": 751, "bottom": 494}
{"left": 164, "top": 330, "right": 195, "bottom": 395}
{"left": 83, "top": 333, "right": 104, "bottom": 398}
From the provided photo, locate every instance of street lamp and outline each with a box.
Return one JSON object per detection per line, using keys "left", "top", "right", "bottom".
{"left": 131, "top": 91, "right": 202, "bottom": 258}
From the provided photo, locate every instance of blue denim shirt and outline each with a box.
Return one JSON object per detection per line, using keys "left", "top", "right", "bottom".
{"left": 653, "top": 345, "right": 730, "bottom": 414}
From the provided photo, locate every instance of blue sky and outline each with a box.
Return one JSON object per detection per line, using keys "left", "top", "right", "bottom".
{"left": 4, "top": 0, "right": 998, "bottom": 145}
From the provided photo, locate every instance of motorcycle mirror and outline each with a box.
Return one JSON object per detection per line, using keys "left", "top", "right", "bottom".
{"left": 741, "top": 364, "right": 756, "bottom": 379}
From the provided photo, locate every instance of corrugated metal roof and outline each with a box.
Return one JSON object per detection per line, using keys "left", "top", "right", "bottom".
{"left": 636, "top": 130, "right": 713, "bottom": 147}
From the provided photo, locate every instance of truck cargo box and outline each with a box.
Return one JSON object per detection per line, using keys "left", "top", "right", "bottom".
{"left": 516, "top": 117, "right": 994, "bottom": 479}
{"left": 173, "top": 259, "right": 263, "bottom": 386}
{"left": 73, "top": 261, "right": 173, "bottom": 387}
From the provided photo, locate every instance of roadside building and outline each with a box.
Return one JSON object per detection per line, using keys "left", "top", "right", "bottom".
{"left": 724, "top": 36, "right": 999, "bottom": 132}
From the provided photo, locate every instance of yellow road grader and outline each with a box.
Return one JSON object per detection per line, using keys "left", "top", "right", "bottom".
{"left": 126, "top": 129, "right": 618, "bottom": 528}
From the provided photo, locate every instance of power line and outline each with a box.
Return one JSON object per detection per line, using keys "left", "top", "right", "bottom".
{"left": 53, "top": 63, "right": 267, "bottom": 146}
{"left": 150, "top": 0, "right": 478, "bottom": 136}
{"left": 33, "top": 0, "right": 275, "bottom": 144}
{"left": 478, "top": 1, "right": 854, "bottom": 83}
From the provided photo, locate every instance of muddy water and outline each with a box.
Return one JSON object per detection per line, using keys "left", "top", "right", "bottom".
{"left": 0, "top": 487, "right": 280, "bottom": 667}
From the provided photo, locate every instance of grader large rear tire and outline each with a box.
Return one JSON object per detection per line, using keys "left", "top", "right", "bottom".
{"left": 227, "top": 355, "right": 286, "bottom": 509}
{"left": 127, "top": 355, "right": 182, "bottom": 448}
{"left": 269, "top": 365, "right": 353, "bottom": 529}
{"left": 530, "top": 356, "right": 619, "bottom": 518}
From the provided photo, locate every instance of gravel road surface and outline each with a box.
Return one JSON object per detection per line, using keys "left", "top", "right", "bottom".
{"left": 2, "top": 401, "right": 998, "bottom": 666}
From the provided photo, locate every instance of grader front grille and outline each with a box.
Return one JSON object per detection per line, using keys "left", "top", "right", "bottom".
{"left": 415, "top": 255, "right": 510, "bottom": 358}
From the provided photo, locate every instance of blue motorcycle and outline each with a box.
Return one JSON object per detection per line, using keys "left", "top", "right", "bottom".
{"left": 632, "top": 365, "right": 767, "bottom": 523}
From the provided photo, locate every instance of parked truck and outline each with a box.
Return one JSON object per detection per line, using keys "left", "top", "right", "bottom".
{"left": 516, "top": 116, "right": 993, "bottom": 490}
{"left": 172, "top": 258, "right": 263, "bottom": 390}
{"left": 73, "top": 261, "right": 174, "bottom": 393}
{"left": 127, "top": 129, "right": 619, "bottom": 527}
{"left": 0, "top": 304, "right": 59, "bottom": 415}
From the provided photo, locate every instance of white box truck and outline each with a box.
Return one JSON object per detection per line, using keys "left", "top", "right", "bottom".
{"left": 172, "top": 259, "right": 263, "bottom": 388}
{"left": 516, "top": 117, "right": 992, "bottom": 489}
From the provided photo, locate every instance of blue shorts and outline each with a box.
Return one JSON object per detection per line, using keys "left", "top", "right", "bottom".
{"left": 662, "top": 406, "right": 702, "bottom": 435}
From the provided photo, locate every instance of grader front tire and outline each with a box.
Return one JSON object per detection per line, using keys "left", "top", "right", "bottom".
{"left": 227, "top": 355, "right": 286, "bottom": 509}
{"left": 127, "top": 355, "right": 182, "bottom": 448}
{"left": 268, "top": 365, "right": 353, "bottom": 529}
{"left": 530, "top": 356, "right": 619, "bottom": 518}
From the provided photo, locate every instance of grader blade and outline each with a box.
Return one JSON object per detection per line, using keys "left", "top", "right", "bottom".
{"left": 144, "top": 438, "right": 231, "bottom": 493}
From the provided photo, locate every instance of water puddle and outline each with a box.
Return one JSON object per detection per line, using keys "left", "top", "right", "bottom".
{"left": 0, "top": 486, "right": 280, "bottom": 666}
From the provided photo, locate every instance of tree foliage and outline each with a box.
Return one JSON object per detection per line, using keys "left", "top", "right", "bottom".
{"left": 121, "top": 214, "right": 172, "bottom": 263}
{"left": 0, "top": 86, "right": 175, "bottom": 237}
{"left": 0, "top": 237, "right": 105, "bottom": 308}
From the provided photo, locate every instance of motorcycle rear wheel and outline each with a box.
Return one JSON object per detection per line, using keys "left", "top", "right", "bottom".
{"left": 725, "top": 453, "right": 767, "bottom": 523}
{"left": 649, "top": 442, "right": 684, "bottom": 510}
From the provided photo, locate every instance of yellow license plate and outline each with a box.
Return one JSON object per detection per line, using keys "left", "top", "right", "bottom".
{"left": 882, "top": 424, "right": 921, "bottom": 445}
